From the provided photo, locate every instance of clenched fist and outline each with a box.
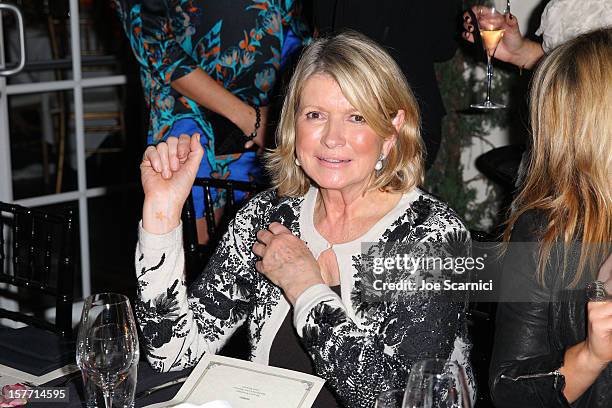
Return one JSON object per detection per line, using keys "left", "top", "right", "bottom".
{"left": 141, "top": 134, "right": 204, "bottom": 235}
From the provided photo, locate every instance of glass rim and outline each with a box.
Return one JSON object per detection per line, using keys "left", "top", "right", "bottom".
{"left": 410, "top": 358, "right": 462, "bottom": 377}
{"left": 85, "top": 292, "right": 131, "bottom": 307}
{"left": 474, "top": 4, "right": 505, "bottom": 18}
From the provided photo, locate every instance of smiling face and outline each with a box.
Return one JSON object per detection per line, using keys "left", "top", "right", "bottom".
{"left": 295, "top": 74, "right": 397, "bottom": 196}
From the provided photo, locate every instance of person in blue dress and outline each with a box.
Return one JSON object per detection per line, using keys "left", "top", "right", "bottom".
{"left": 114, "top": 0, "right": 309, "bottom": 242}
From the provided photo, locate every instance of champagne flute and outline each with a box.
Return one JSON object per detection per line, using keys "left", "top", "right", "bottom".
{"left": 403, "top": 359, "right": 471, "bottom": 408}
{"left": 76, "top": 293, "right": 139, "bottom": 408}
{"left": 471, "top": 1, "right": 507, "bottom": 110}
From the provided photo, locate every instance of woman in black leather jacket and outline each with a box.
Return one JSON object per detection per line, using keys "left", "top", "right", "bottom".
{"left": 490, "top": 28, "right": 612, "bottom": 408}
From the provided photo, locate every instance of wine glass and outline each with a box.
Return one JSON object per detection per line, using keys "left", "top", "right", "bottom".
{"left": 76, "top": 293, "right": 139, "bottom": 408}
{"left": 471, "top": 0, "right": 507, "bottom": 110}
{"left": 403, "top": 373, "right": 433, "bottom": 408}
{"left": 376, "top": 389, "right": 406, "bottom": 408}
{"left": 403, "top": 359, "right": 472, "bottom": 408}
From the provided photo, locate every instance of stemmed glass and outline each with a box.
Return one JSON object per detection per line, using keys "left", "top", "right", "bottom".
{"left": 376, "top": 389, "right": 405, "bottom": 408}
{"left": 403, "top": 359, "right": 471, "bottom": 408}
{"left": 76, "top": 293, "right": 139, "bottom": 408}
{"left": 471, "top": 0, "right": 507, "bottom": 110}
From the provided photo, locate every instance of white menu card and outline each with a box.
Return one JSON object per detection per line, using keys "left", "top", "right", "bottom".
{"left": 145, "top": 355, "right": 325, "bottom": 408}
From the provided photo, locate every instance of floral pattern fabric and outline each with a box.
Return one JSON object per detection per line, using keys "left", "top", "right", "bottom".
{"left": 114, "top": 0, "right": 309, "bottom": 214}
{"left": 135, "top": 188, "right": 475, "bottom": 407}
{"left": 114, "top": 0, "right": 307, "bottom": 145}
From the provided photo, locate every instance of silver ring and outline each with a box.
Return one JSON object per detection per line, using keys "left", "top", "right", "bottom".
{"left": 586, "top": 280, "right": 609, "bottom": 301}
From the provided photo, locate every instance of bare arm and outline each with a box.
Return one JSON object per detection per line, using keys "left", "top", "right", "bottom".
{"left": 172, "top": 69, "right": 266, "bottom": 149}
{"left": 504, "top": 38, "right": 544, "bottom": 70}
{"left": 134, "top": 0, "right": 266, "bottom": 148}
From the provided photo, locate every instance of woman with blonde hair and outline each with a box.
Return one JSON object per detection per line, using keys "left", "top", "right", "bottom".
{"left": 134, "top": 31, "right": 473, "bottom": 407}
{"left": 490, "top": 28, "right": 612, "bottom": 408}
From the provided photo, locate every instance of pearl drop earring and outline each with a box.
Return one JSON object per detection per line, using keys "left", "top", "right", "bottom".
{"left": 295, "top": 158, "right": 301, "bottom": 166}
{"left": 374, "top": 154, "right": 384, "bottom": 171}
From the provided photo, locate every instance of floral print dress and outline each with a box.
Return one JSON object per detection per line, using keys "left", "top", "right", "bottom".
{"left": 114, "top": 0, "right": 309, "bottom": 215}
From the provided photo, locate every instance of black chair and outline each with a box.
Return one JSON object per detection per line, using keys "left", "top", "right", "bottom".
{"left": 181, "top": 178, "right": 264, "bottom": 361}
{"left": 0, "top": 201, "right": 76, "bottom": 337}
{"left": 475, "top": 144, "right": 525, "bottom": 191}
{"left": 182, "top": 177, "right": 265, "bottom": 282}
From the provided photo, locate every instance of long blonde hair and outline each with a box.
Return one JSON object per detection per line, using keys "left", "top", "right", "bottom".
{"left": 265, "top": 31, "right": 424, "bottom": 197}
{"left": 504, "top": 28, "right": 612, "bottom": 287}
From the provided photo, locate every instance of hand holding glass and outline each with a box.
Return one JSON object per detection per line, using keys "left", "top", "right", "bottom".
{"left": 471, "top": 2, "right": 507, "bottom": 110}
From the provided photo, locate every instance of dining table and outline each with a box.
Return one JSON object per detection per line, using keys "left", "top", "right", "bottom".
{"left": 0, "top": 325, "right": 192, "bottom": 408}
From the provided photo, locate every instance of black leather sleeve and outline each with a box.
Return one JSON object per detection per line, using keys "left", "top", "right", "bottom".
{"left": 489, "top": 213, "right": 571, "bottom": 408}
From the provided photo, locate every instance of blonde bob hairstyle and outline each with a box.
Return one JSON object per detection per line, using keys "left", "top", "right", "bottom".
{"left": 504, "top": 28, "right": 612, "bottom": 287}
{"left": 265, "top": 31, "right": 424, "bottom": 197}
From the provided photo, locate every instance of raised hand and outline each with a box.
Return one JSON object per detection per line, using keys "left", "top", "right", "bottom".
{"left": 252, "top": 222, "right": 325, "bottom": 304}
{"left": 141, "top": 134, "right": 204, "bottom": 234}
{"left": 463, "top": 7, "right": 542, "bottom": 69}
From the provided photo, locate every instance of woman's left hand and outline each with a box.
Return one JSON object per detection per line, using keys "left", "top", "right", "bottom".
{"left": 252, "top": 222, "right": 324, "bottom": 304}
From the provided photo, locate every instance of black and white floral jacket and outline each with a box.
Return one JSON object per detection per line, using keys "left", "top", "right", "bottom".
{"left": 135, "top": 187, "right": 474, "bottom": 407}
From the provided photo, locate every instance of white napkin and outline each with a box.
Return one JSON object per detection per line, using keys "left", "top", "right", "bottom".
{"left": 174, "top": 402, "right": 233, "bottom": 408}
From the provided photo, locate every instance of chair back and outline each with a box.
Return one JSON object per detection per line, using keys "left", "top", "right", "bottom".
{"left": 0, "top": 202, "right": 76, "bottom": 337}
{"left": 182, "top": 178, "right": 264, "bottom": 282}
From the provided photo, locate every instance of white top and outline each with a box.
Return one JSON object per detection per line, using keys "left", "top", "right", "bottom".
{"left": 537, "top": 0, "right": 612, "bottom": 52}
{"left": 298, "top": 186, "right": 420, "bottom": 318}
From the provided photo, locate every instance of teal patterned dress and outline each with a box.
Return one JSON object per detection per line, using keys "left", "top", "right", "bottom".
{"left": 114, "top": 0, "right": 309, "bottom": 216}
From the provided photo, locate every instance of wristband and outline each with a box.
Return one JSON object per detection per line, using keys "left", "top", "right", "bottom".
{"left": 245, "top": 105, "right": 261, "bottom": 141}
